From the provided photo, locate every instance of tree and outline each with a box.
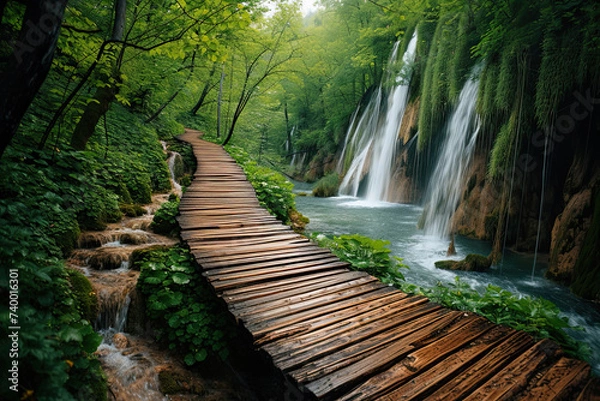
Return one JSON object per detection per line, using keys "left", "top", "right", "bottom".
{"left": 0, "top": 0, "right": 68, "bottom": 158}
{"left": 222, "top": 3, "right": 302, "bottom": 145}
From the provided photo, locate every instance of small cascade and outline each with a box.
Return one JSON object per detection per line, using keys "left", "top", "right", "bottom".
{"left": 68, "top": 195, "right": 179, "bottom": 401}
{"left": 421, "top": 68, "right": 482, "bottom": 237}
{"left": 167, "top": 151, "right": 183, "bottom": 196}
{"left": 338, "top": 33, "right": 417, "bottom": 201}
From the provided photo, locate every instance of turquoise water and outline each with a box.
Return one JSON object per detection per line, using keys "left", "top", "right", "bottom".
{"left": 294, "top": 193, "right": 600, "bottom": 374}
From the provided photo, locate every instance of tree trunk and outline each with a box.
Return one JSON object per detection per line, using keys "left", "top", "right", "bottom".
{"left": 70, "top": 84, "right": 119, "bottom": 150}
{"left": 145, "top": 88, "right": 181, "bottom": 123}
{"left": 69, "top": 0, "right": 126, "bottom": 151}
{"left": 0, "top": 0, "right": 68, "bottom": 158}
{"left": 191, "top": 63, "right": 218, "bottom": 115}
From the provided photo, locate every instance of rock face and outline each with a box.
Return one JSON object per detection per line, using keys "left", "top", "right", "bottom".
{"left": 547, "top": 189, "right": 593, "bottom": 283}
{"left": 435, "top": 254, "right": 492, "bottom": 272}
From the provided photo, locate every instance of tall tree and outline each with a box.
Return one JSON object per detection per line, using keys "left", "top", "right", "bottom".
{"left": 222, "top": 3, "right": 301, "bottom": 145}
{"left": 0, "top": 0, "right": 68, "bottom": 158}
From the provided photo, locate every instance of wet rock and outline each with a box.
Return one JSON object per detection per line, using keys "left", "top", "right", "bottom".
{"left": 113, "top": 333, "right": 129, "bottom": 349}
{"left": 435, "top": 253, "right": 491, "bottom": 272}
{"left": 547, "top": 188, "right": 592, "bottom": 283}
{"left": 157, "top": 366, "right": 206, "bottom": 396}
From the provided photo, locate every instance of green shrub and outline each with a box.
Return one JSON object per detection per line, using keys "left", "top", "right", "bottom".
{"left": 225, "top": 145, "right": 306, "bottom": 225}
{"left": 151, "top": 195, "right": 180, "bottom": 237}
{"left": 309, "top": 233, "right": 408, "bottom": 286}
{"left": 312, "top": 173, "right": 340, "bottom": 197}
{"left": 400, "top": 277, "right": 591, "bottom": 362}
{"left": 136, "top": 246, "right": 237, "bottom": 365}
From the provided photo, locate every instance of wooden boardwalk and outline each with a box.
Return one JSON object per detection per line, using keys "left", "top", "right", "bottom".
{"left": 177, "top": 130, "right": 599, "bottom": 401}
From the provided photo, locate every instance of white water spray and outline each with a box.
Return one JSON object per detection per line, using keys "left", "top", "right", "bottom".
{"left": 421, "top": 68, "right": 482, "bottom": 237}
{"left": 338, "top": 33, "right": 417, "bottom": 201}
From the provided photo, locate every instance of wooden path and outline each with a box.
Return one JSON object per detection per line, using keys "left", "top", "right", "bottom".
{"left": 177, "top": 130, "right": 599, "bottom": 401}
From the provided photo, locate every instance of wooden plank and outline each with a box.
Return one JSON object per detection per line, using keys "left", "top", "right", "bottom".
{"left": 576, "top": 378, "right": 600, "bottom": 401}
{"left": 271, "top": 297, "right": 438, "bottom": 371}
{"left": 423, "top": 331, "right": 538, "bottom": 401}
{"left": 462, "top": 339, "right": 561, "bottom": 401}
{"left": 205, "top": 254, "right": 341, "bottom": 276}
{"left": 192, "top": 240, "right": 316, "bottom": 260}
{"left": 301, "top": 311, "right": 464, "bottom": 397}
{"left": 186, "top": 232, "right": 305, "bottom": 247}
{"left": 247, "top": 287, "right": 398, "bottom": 338}
{"left": 181, "top": 224, "right": 290, "bottom": 241}
{"left": 287, "top": 308, "right": 457, "bottom": 380}
{"left": 234, "top": 276, "right": 382, "bottom": 320}
{"left": 226, "top": 270, "right": 369, "bottom": 307}
{"left": 259, "top": 291, "right": 413, "bottom": 349}
{"left": 372, "top": 325, "right": 516, "bottom": 401}
{"left": 198, "top": 247, "right": 331, "bottom": 269}
{"left": 520, "top": 357, "right": 590, "bottom": 401}
{"left": 336, "top": 317, "right": 495, "bottom": 401}
{"left": 209, "top": 260, "right": 351, "bottom": 291}
{"left": 220, "top": 269, "right": 352, "bottom": 300}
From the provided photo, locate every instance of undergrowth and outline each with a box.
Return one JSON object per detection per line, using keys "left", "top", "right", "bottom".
{"left": 136, "top": 246, "right": 237, "bottom": 365}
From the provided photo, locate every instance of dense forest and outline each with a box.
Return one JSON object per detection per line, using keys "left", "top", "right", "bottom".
{"left": 1, "top": 0, "right": 599, "bottom": 399}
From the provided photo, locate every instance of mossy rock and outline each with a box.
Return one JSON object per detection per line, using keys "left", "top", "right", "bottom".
{"left": 288, "top": 208, "right": 309, "bottom": 234}
{"left": 158, "top": 369, "right": 205, "bottom": 395}
{"left": 435, "top": 254, "right": 491, "bottom": 272}
{"left": 66, "top": 269, "right": 98, "bottom": 322}
{"left": 119, "top": 203, "right": 147, "bottom": 217}
{"left": 312, "top": 174, "right": 340, "bottom": 197}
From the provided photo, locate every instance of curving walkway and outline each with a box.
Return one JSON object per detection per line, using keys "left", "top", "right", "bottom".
{"left": 177, "top": 130, "right": 598, "bottom": 401}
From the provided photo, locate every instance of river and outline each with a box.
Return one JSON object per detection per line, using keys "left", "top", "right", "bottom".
{"left": 293, "top": 190, "right": 600, "bottom": 374}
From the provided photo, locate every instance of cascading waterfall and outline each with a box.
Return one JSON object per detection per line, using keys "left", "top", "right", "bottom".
{"left": 338, "top": 33, "right": 417, "bottom": 201}
{"left": 421, "top": 68, "right": 482, "bottom": 237}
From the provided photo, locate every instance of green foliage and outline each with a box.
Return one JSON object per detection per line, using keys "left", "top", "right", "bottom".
{"left": 312, "top": 173, "right": 341, "bottom": 197}
{"left": 66, "top": 269, "right": 99, "bottom": 323}
{"left": 226, "top": 145, "right": 299, "bottom": 224}
{"left": 487, "top": 120, "right": 513, "bottom": 179}
{"left": 137, "top": 246, "right": 237, "bottom": 364}
{"left": 400, "top": 277, "right": 591, "bottom": 362}
{"left": 151, "top": 195, "right": 181, "bottom": 237}
{"left": 309, "top": 233, "right": 408, "bottom": 286}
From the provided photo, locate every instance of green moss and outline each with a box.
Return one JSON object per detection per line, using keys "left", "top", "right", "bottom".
{"left": 570, "top": 188, "right": 600, "bottom": 301}
{"left": 435, "top": 253, "right": 491, "bottom": 272}
{"left": 119, "top": 203, "right": 147, "bottom": 217}
{"left": 495, "top": 47, "right": 518, "bottom": 112}
{"left": 312, "top": 173, "right": 340, "bottom": 197}
{"left": 67, "top": 269, "right": 98, "bottom": 322}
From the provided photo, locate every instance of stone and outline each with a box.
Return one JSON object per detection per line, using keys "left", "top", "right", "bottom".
{"left": 113, "top": 333, "right": 129, "bottom": 349}
{"left": 435, "top": 253, "right": 491, "bottom": 272}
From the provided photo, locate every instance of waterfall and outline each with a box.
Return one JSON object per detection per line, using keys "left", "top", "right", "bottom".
{"left": 338, "top": 33, "right": 418, "bottom": 201}
{"left": 421, "top": 68, "right": 482, "bottom": 237}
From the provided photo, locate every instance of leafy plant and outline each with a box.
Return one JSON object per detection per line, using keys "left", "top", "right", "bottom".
{"left": 136, "top": 246, "right": 237, "bottom": 365}
{"left": 309, "top": 233, "right": 408, "bottom": 286}
{"left": 400, "top": 277, "right": 591, "bottom": 362}
{"left": 151, "top": 194, "right": 180, "bottom": 237}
